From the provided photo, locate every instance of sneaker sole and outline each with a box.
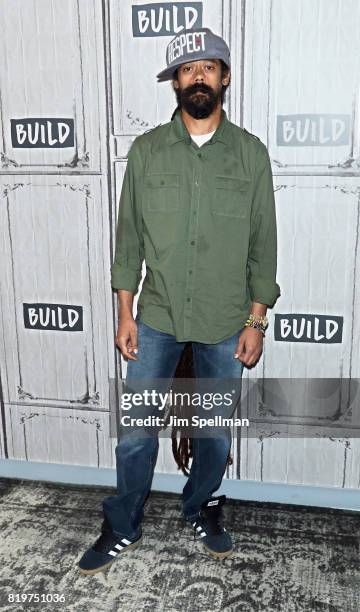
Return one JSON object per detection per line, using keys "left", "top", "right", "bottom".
{"left": 78, "top": 535, "right": 143, "bottom": 575}
{"left": 201, "top": 543, "right": 233, "bottom": 559}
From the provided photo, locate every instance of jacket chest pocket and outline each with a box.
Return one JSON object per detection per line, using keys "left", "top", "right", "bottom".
{"left": 145, "top": 173, "right": 180, "bottom": 212}
{"left": 212, "top": 175, "right": 251, "bottom": 218}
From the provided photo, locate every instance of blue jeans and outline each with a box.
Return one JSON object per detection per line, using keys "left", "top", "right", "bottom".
{"left": 102, "top": 318, "right": 245, "bottom": 539}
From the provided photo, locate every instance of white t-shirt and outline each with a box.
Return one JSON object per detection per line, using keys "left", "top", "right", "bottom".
{"left": 190, "top": 130, "right": 216, "bottom": 147}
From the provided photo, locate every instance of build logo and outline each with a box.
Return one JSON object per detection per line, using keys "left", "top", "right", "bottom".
{"left": 274, "top": 314, "right": 343, "bottom": 343}
{"left": 132, "top": 2, "right": 202, "bottom": 37}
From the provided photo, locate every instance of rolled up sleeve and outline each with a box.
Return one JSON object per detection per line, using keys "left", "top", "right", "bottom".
{"left": 247, "top": 142, "right": 281, "bottom": 307}
{"left": 111, "top": 138, "right": 144, "bottom": 292}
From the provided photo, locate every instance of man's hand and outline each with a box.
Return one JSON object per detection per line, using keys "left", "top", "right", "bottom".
{"left": 234, "top": 326, "right": 263, "bottom": 367}
{"left": 115, "top": 314, "right": 138, "bottom": 361}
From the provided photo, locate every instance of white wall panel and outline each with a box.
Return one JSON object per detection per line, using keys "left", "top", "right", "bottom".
{"left": 0, "top": 0, "right": 104, "bottom": 173}
{"left": 0, "top": 176, "right": 110, "bottom": 409}
{"left": 242, "top": 428, "right": 360, "bottom": 489}
{"left": 244, "top": 0, "right": 360, "bottom": 174}
{"left": 261, "top": 176, "right": 360, "bottom": 379}
{"left": 4, "top": 403, "right": 115, "bottom": 467}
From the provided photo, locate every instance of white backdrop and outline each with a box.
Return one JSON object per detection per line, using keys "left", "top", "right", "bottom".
{"left": 0, "top": 0, "right": 360, "bottom": 492}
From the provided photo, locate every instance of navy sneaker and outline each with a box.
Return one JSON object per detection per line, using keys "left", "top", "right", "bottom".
{"left": 78, "top": 516, "right": 142, "bottom": 575}
{"left": 190, "top": 495, "right": 233, "bottom": 559}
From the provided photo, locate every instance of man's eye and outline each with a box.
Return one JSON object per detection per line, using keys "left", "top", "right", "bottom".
{"left": 205, "top": 64, "right": 215, "bottom": 70}
{"left": 183, "top": 66, "right": 192, "bottom": 72}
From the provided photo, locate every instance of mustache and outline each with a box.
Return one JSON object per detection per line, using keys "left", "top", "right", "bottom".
{"left": 182, "top": 83, "right": 214, "bottom": 97}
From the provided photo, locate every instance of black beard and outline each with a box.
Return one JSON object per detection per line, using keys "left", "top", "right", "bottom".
{"left": 175, "top": 82, "right": 221, "bottom": 119}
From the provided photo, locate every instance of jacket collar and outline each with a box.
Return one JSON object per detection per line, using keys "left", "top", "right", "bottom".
{"left": 167, "top": 107, "right": 229, "bottom": 146}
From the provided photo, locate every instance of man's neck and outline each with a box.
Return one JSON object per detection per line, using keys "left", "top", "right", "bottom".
{"left": 180, "top": 104, "right": 222, "bottom": 135}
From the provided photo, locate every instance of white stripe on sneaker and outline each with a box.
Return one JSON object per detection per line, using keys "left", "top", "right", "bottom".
{"left": 121, "top": 538, "right": 132, "bottom": 545}
{"left": 114, "top": 543, "right": 124, "bottom": 550}
{"left": 108, "top": 550, "right": 117, "bottom": 556}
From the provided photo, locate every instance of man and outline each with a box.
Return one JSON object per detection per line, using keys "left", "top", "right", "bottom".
{"left": 78, "top": 27, "right": 280, "bottom": 574}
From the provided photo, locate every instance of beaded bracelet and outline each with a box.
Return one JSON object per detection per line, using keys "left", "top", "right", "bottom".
{"left": 244, "top": 314, "right": 268, "bottom": 336}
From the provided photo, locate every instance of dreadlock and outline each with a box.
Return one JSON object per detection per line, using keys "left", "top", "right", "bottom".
{"left": 170, "top": 106, "right": 179, "bottom": 121}
{"left": 162, "top": 343, "right": 233, "bottom": 476}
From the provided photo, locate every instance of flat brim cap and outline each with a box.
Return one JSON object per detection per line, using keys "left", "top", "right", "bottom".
{"left": 156, "top": 27, "right": 231, "bottom": 81}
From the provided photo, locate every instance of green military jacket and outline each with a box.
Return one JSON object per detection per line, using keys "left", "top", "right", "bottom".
{"left": 111, "top": 108, "right": 281, "bottom": 343}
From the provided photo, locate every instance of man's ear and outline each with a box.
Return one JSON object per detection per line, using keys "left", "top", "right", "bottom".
{"left": 172, "top": 78, "right": 179, "bottom": 90}
{"left": 222, "top": 70, "right": 231, "bottom": 86}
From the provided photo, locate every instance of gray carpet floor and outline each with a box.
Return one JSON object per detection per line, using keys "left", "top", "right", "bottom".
{"left": 0, "top": 477, "right": 359, "bottom": 612}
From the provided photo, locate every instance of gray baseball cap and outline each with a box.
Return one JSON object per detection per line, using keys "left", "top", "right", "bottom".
{"left": 156, "top": 27, "right": 231, "bottom": 82}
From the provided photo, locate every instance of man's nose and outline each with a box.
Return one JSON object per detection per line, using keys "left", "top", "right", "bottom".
{"left": 193, "top": 65, "right": 205, "bottom": 82}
